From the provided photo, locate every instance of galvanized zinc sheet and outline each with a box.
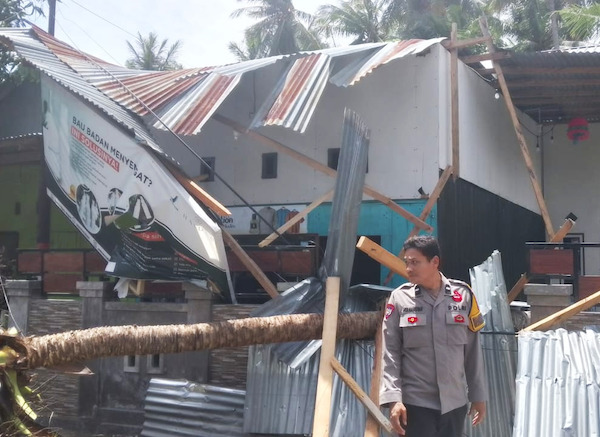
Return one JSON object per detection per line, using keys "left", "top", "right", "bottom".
{"left": 142, "top": 378, "right": 248, "bottom": 437}
{"left": 514, "top": 328, "right": 600, "bottom": 437}
{"left": 0, "top": 27, "right": 165, "bottom": 157}
{"left": 466, "top": 250, "right": 517, "bottom": 437}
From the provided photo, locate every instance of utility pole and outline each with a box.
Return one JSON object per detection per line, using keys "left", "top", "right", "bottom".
{"left": 48, "top": 0, "right": 56, "bottom": 35}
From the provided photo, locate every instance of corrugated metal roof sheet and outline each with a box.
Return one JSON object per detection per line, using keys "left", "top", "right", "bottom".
{"left": 141, "top": 378, "right": 248, "bottom": 437}
{"left": 0, "top": 27, "right": 168, "bottom": 158}
{"left": 466, "top": 250, "right": 517, "bottom": 437}
{"left": 514, "top": 328, "right": 600, "bottom": 437}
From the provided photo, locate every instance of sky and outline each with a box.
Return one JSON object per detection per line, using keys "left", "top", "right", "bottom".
{"left": 29, "top": 0, "right": 334, "bottom": 68}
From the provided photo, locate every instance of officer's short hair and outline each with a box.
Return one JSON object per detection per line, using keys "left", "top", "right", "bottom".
{"left": 403, "top": 236, "right": 441, "bottom": 261}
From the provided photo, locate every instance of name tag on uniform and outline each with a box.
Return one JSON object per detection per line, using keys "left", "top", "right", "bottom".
{"left": 400, "top": 313, "right": 427, "bottom": 327}
{"left": 446, "top": 311, "right": 468, "bottom": 325}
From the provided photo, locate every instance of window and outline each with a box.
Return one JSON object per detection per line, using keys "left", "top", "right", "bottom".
{"left": 124, "top": 355, "right": 140, "bottom": 373}
{"left": 327, "top": 148, "right": 368, "bottom": 173}
{"left": 146, "top": 354, "right": 165, "bottom": 374}
{"left": 327, "top": 148, "right": 340, "bottom": 170}
{"left": 199, "top": 157, "right": 215, "bottom": 182}
{"left": 262, "top": 152, "right": 278, "bottom": 179}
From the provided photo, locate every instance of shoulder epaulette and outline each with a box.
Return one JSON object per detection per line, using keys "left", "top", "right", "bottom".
{"left": 448, "top": 278, "right": 472, "bottom": 290}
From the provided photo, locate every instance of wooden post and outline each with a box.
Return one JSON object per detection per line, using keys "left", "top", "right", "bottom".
{"left": 312, "top": 277, "right": 341, "bottom": 437}
{"left": 364, "top": 305, "right": 385, "bottom": 437}
{"left": 523, "top": 288, "right": 600, "bottom": 331}
{"left": 507, "top": 217, "right": 576, "bottom": 302}
{"left": 164, "top": 161, "right": 232, "bottom": 217}
{"left": 331, "top": 358, "right": 394, "bottom": 435}
{"left": 383, "top": 165, "right": 453, "bottom": 285}
{"left": 451, "top": 23, "right": 460, "bottom": 180}
{"left": 479, "top": 17, "right": 555, "bottom": 239}
{"left": 259, "top": 189, "right": 334, "bottom": 248}
{"left": 213, "top": 114, "right": 432, "bottom": 232}
{"left": 357, "top": 237, "right": 409, "bottom": 280}
{"left": 222, "top": 230, "right": 279, "bottom": 299}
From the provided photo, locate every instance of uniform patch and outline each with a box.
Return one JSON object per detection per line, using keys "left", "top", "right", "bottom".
{"left": 385, "top": 304, "right": 395, "bottom": 320}
{"left": 452, "top": 290, "right": 463, "bottom": 302}
{"left": 400, "top": 313, "right": 427, "bottom": 327}
{"left": 408, "top": 316, "right": 418, "bottom": 324}
{"left": 454, "top": 314, "right": 465, "bottom": 323}
{"left": 468, "top": 294, "right": 485, "bottom": 332}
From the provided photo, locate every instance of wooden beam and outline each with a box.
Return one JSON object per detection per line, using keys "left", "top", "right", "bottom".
{"left": 259, "top": 189, "right": 334, "bottom": 248}
{"left": 331, "top": 358, "right": 394, "bottom": 435}
{"left": 451, "top": 23, "right": 460, "bottom": 181}
{"left": 312, "top": 277, "right": 341, "bottom": 437}
{"left": 222, "top": 230, "right": 279, "bottom": 299}
{"left": 523, "top": 288, "right": 600, "bottom": 332}
{"left": 164, "top": 162, "right": 232, "bottom": 217}
{"left": 382, "top": 166, "right": 453, "bottom": 285}
{"left": 480, "top": 17, "right": 555, "bottom": 239}
{"left": 213, "top": 114, "right": 433, "bottom": 232}
{"left": 357, "top": 237, "right": 409, "bottom": 279}
{"left": 441, "top": 35, "right": 492, "bottom": 50}
{"left": 460, "top": 51, "right": 511, "bottom": 64}
{"left": 364, "top": 305, "right": 385, "bottom": 437}
{"left": 507, "top": 217, "right": 576, "bottom": 302}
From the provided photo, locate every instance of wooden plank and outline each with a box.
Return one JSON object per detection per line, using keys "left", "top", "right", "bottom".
{"left": 577, "top": 276, "right": 600, "bottom": 300}
{"left": 507, "top": 217, "right": 576, "bottom": 302}
{"left": 331, "top": 358, "right": 394, "bottom": 435}
{"left": 356, "top": 237, "right": 409, "bottom": 279}
{"left": 382, "top": 165, "right": 453, "bottom": 285}
{"left": 480, "top": 17, "right": 555, "bottom": 239}
{"left": 451, "top": 24, "right": 459, "bottom": 181}
{"left": 364, "top": 305, "right": 385, "bottom": 437}
{"left": 441, "top": 35, "right": 491, "bottom": 50}
{"left": 213, "top": 114, "right": 433, "bottom": 232}
{"left": 529, "top": 249, "right": 574, "bottom": 275}
{"left": 523, "top": 288, "right": 600, "bottom": 332}
{"left": 44, "top": 252, "right": 84, "bottom": 273}
{"left": 507, "top": 274, "right": 529, "bottom": 303}
{"left": 222, "top": 230, "right": 279, "bottom": 299}
{"left": 43, "top": 273, "right": 82, "bottom": 293}
{"left": 312, "top": 277, "right": 341, "bottom": 437}
{"left": 84, "top": 251, "right": 107, "bottom": 274}
{"left": 259, "top": 189, "right": 334, "bottom": 247}
{"left": 136, "top": 280, "right": 146, "bottom": 296}
{"left": 164, "top": 161, "right": 232, "bottom": 217}
{"left": 17, "top": 251, "right": 42, "bottom": 274}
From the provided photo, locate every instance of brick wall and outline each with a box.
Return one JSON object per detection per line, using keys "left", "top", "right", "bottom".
{"left": 564, "top": 311, "right": 600, "bottom": 331}
{"left": 28, "top": 298, "right": 82, "bottom": 420}
{"left": 209, "top": 304, "right": 259, "bottom": 390}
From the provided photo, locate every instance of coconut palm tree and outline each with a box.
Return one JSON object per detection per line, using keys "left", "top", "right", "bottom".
{"left": 559, "top": 2, "right": 600, "bottom": 43}
{"left": 125, "top": 31, "right": 183, "bottom": 70}
{"left": 228, "top": 30, "right": 266, "bottom": 61}
{"left": 314, "top": 0, "right": 397, "bottom": 44}
{"left": 231, "top": 0, "right": 323, "bottom": 57}
{"left": 0, "top": 311, "right": 378, "bottom": 435}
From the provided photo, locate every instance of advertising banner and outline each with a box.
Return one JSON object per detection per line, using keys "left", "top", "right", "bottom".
{"left": 41, "top": 76, "right": 231, "bottom": 295}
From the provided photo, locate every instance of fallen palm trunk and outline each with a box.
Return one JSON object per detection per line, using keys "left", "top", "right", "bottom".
{"left": 18, "top": 312, "right": 379, "bottom": 370}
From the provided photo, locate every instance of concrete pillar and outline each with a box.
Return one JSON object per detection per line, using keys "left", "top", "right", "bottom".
{"left": 524, "top": 283, "right": 573, "bottom": 324}
{"left": 77, "top": 281, "right": 112, "bottom": 424}
{"left": 4, "top": 280, "right": 41, "bottom": 335}
{"left": 183, "top": 281, "right": 213, "bottom": 381}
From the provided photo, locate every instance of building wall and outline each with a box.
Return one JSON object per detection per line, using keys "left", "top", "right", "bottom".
{"left": 544, "top": 122, "right": 600, "bottom": 274}
{"left": 437, "top": 46, "right": 542, "bottom": 214}
{"left": 153, "top": 46, "right": 443, "bottom": 206}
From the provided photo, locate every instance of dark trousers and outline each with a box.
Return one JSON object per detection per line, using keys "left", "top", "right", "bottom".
{"left": 404, "top": 404, "right": 468, "bottom": 437}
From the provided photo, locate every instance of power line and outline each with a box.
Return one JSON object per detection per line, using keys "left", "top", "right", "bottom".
{"left": 63, "top": 0, "right": 137, "bottom": 39}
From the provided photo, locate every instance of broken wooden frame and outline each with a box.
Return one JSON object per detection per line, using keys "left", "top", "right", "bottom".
{"left": 213, "top": 114, "right": 433, "bottom": 233}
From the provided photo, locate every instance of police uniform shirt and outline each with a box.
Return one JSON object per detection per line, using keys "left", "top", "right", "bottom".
{"left": 380, "top": 273, "right": 487, "bottom": 414}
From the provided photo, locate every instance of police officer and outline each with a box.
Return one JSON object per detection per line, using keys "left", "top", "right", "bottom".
{"left": 380, "top": 236, "right": 487, "bottom": 437}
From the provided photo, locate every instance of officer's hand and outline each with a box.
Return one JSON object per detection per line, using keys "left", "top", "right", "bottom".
{"left": 469, "top": 401, "right": 486, "bottom": 426}
{"left": 389, "top": 402, "right": 407, "bottom": 435}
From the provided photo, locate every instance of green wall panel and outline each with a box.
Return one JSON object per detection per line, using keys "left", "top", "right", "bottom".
{"left": 0, "top": 164, "right": 90, "bottom": 250}
{"left": 307, "top": 199, "right": 437, "bottom": 288}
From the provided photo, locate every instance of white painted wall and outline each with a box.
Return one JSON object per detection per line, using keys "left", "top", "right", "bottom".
{"left": 152, "top": 44, "right": 543, "bottom": 216}
{"left": 153, "top": 48, "right": 443, "bottom": 207}
{"left": 437, "top": 46, "right": 541, "bottom": 213}
{"left": 544, "top": 123, "right": 600, "bottom": 274}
